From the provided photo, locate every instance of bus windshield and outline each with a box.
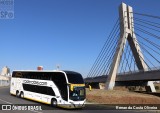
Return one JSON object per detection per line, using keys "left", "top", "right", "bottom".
{"left": 65, "top": 72, "right": 84, "bottom": 84}
{"left": 69, "top": 87, "right": 85, "bottom": 101}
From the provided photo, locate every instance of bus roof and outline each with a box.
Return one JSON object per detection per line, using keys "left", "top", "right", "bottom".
{"left": 12, "top": 70, "right": 81, "bottom": 74}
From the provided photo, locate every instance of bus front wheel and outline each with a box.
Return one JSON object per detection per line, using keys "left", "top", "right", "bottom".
{"left": 51, "top": 99, "right": 57, "bottom": 107}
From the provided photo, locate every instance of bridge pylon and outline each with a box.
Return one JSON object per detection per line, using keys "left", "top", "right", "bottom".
{"left": 105, "top": 3, "right": 156, "bottom": 92}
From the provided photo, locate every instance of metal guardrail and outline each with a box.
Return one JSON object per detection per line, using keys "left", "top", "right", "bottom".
{"left": 85, "top": 67, "right": 160, "bottom": 79}
{"left": 117, "top": 67, "right": 160, "bottom": 76}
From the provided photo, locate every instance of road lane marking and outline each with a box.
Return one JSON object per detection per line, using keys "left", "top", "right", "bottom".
{"left": 30, "top": 110, "right": 43, "bottom": 113}
{"left": 0, "top": 98, "right": 43, "bottom": 113}
{"left": 0, "top": 86, "right": 9, "bottom": 89}
{"left": 0, "top": 98, "right": 13, "bottom": 104}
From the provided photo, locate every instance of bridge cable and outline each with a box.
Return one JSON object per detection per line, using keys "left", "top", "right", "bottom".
{"left": 133, "top": 17, "right": 160, "bottom": 29}
{"left": 94, "top": 31, "right": 119, "bottom": 75}
{"left": 130, "top": 26, "right": 155, "bottom": 70}
{"left": 88, "top": 19, "right": 119, "bottom": 77}
{"left": 134, "top": 22, "right": 160, "bottom": 32}
{"left": 138, "top": 43, "right": 160, "bottom": 64}
{"left": 135, "top": 27, "right": 160, "bottom": 40}
{"left": 135, "top": 33, "right": 160, "bottom": 50}
{"left": 134, "top": 39, "right": 159, "bottom": 69}
{"left": 93, "top": 31, "right": 120, "bottom": 77}
{"left": 138, "top": 40, "right": 160, "bottom": 56}
{"left": 91, "top": 28, "right": 120, "bottom": 77}
{"left": 103, "top": 35, "right": 120, "bottom": 75}
{"left": 133, "top": 12, "right": 160, "bottom": 19}
{"left": 134, "top": 38, "right": 151, "bottom": 70}
{"left": 87, "top": 18, "right": 120, "bottom": 77}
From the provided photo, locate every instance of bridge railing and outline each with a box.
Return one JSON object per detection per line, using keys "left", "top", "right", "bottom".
{"left": 117, "top": 66, "right": 160, "bottom": 76}
{"left": 85, "top": 67, "right": 160, "bottom": 79}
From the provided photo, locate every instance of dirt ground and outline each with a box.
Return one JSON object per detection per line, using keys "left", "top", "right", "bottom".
{"left": 86, "top": 88, "right": 160, "bottom": 104}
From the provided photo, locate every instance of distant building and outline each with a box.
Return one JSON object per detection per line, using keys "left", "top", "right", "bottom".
{"left": 0, "top": 66, "right": 10, "bottom": 86}
{"left": 1, "top": 66, "right": 10, "bottom": 76}
{"left": 0, "top": 75, "right": 10, "bottom": 86}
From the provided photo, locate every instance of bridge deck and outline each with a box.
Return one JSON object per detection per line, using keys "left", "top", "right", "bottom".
{"left": 85, "top": 70, "right": 160, "bottom": 83}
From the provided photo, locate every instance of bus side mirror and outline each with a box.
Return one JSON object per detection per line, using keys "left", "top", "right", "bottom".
{"left": 70, "top": 84, "right": 74, "bottom": 91}
{"left": 67, "top": 83, "right": 73, "bottom": 91}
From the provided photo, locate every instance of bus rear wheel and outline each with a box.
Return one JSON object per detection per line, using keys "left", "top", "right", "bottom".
{"left": 51, "top": 99, "right": 57, "bottom": 107}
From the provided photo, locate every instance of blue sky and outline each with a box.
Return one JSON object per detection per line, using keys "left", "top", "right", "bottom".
{"left": 0, "top": 0, "right": 160, "bottom": 77}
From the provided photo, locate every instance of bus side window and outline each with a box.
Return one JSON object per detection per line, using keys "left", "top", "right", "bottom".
{"left": 42, "top": 86, "right": 47, "bottom": 95}
{"left": 22, "top": 73, "right": 25, "bottom": 78}
{"left": 43, "top": 73, "right": 48, "bottom": 80}
{"left": 49, "top": 75, "right": 51, "bottom": 80}
{"left": 47, "top": 87, "right": 55, "bottom": 96}
{"left": 46, "top": 73, "right": 50, "bottom": 80}
{"left": 27, "top": 73, "right": 31, "bottom": 79}
{"left": 30, "top": 72, "right": 34, "bottom": 79}
{"left": 37, "top": 86, "right": 47, "bottom": 95}
{"left": 36, "top": 73, "right": 40, "bottom": 79}
{"left": 52, "top": 72, "right": 68, "bottom": 101}
{"left": 12, "top": 72, "right": 16, "bottom": 77}
{"left": 33, "top": 72, "right": 38, "bottom": 79}
{"left": 39, "top": 73, "right": 43, "bottom": 80}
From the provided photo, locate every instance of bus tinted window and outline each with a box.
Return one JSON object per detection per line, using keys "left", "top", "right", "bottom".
{"left": 12, "top": 72, "right": 23, "bottom": 78}
{"left": 66, "top": 73, "right": 84, "bottom": 84}
{"left": 51, "top": 72, "right": 68, "bottom": 101}
{"left": 23, "top": 84, "right": 55, "bottom": 96}
{"left": 47, "top": 87, "right": 55, "bottom": 96}
{"left": 51, "top": 72, "right": 66, "bottom": 83}
{"left": 13, "top": 72, "right": 52, "bottom": 80}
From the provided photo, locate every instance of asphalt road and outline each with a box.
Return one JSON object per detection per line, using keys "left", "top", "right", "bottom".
{"left": 0, "top": 86, "right": 155, "bottom": 113}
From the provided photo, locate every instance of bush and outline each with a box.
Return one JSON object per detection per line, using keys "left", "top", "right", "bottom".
{"left": 155, "top": 86, "right": 160, "bottom": 90}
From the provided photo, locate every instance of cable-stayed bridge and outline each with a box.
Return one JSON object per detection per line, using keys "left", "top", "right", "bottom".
{"left": 85, "top": 3, "right": 160, "bottom": 92}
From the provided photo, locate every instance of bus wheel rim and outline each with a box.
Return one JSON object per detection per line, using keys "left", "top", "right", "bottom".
{"left": 21, "top": 93, "right": 24, "bottom": 98}
{"left": 52, "top": 100, "right": 57, "bottom": 106}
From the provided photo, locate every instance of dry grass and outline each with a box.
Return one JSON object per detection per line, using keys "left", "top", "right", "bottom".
{"left": 86, "top": 88, "right": 160, "bottom": 104}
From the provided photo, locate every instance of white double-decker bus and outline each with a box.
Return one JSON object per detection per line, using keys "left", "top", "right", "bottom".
{"left": 10, "top": 70, "right": 86, "bottom": 109}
